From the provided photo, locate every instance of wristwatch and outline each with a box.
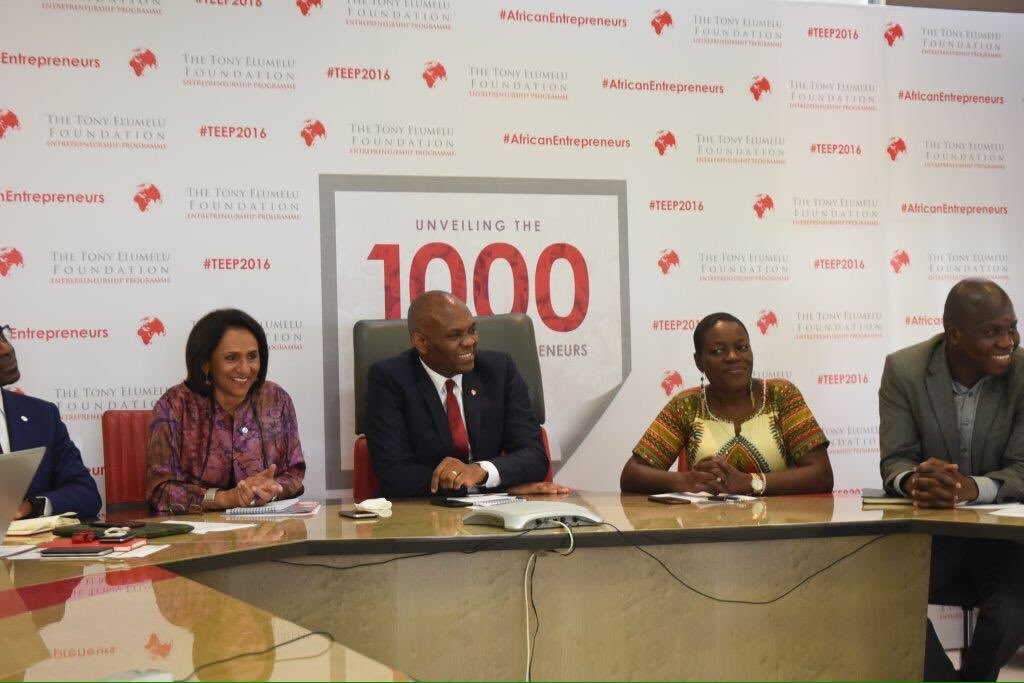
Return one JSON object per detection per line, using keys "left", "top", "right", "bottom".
{"left": 203, "top": 487, "right": 219, "bottom": 509}
{"left": 750, "top": 472, "right": 766, "bottom": 496}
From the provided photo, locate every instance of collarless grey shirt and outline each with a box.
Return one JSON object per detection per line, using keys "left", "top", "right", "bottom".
{"left": 950, "top": 377, "right": 1000, "bottom": 503}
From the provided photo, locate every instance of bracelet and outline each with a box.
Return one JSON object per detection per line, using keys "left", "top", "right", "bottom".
{"left": 203, "top": 487, "right": 219, "bottom": 509}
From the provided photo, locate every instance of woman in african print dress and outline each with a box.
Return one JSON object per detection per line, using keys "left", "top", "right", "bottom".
{"left": 621, "top": 312, "right": 833, "bottom": 496}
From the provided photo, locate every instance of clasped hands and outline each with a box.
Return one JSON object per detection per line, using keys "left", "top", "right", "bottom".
{"left": 429, "top": 456, "right": 571, "bottom": 496}
{"left": 904, "top": 457, "right": 979, "bottom": 509}
{"left": 682, "top": 456, "right": 754, "bottom": 496}
{"left": 230, "top": 464, "right": 283, "bottom": 508}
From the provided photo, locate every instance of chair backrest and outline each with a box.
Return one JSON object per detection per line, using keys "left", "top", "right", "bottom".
{"left": 100, "top": 409, "right": 152, "bottom": 509}
{"left": 352, "top": 313, "right": 546, "bottom": 435}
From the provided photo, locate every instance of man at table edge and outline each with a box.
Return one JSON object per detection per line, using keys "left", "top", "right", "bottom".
{"left": 0, "top": 324, "right": 101, "bottom": 520}
{"left": 879, "top": 278, "right": 1024, "bottom": 681}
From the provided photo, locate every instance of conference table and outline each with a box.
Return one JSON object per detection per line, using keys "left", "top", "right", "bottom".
{"left": 3, "top": 493, "right": 1024, "bottom": 681}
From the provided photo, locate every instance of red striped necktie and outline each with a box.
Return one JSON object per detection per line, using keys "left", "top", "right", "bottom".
{"left": 444, "top": 379, "right": 469, "bottom": 461}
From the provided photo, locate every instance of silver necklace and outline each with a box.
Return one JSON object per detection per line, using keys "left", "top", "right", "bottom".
{"left": 702, "top": 379, "right": 766, "bottom": 423}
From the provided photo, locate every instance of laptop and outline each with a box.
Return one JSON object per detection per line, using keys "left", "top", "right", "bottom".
{"left": 0, "top": 447, "right": 45, "bottom": 540}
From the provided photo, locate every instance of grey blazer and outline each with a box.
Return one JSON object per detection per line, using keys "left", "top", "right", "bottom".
{"left": 879, "top": 333, "right": 1024, "bottom": 502}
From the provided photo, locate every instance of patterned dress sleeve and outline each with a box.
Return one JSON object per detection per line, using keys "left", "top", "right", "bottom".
{"left": 632, "top": 394, "right": 692, "bottom": 470}
{"left": 774, "top": 380, "right": 829, "bottom": 463}
{"left": 146, "top": 388, "right": 205, "bottom": 514}
{"left": 270, "top": 387, "right": 306, "bottom": 498}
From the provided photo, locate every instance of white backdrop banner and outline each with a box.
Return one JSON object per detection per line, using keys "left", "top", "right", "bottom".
{"left": 1, "top": 0, "right": 1021, "bottom": 499}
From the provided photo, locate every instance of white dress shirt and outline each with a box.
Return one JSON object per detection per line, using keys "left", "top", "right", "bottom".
{"left": 0, "top": 397, "right": 11, "bottom": 454}
{"left": 418, "top": 359, "right": 501, "bottom": 489}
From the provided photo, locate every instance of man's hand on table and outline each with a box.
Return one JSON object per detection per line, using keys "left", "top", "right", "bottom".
{"left": 905, "top": 458, "right": 979, "bottom": 508}
{"left": 430, "top": 457, "right": 487, "bottom": 493}
{"left": 507, "top": 481, "right": 571, "bottom": 496}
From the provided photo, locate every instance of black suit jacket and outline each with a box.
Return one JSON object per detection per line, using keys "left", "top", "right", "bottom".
{"left": 364, "top": 349, "right": 548, "bottom": 497}
{"left": 2, "top": 389, "right": 102, "bottom": 517}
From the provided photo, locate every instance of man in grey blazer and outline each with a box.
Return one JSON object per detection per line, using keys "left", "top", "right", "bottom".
{"left": 879, "top": 278, "right": 1024, "bottom": 681}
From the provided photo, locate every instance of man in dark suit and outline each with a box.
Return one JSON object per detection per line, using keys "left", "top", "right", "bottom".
{"left": 879, "top": 278, "right": 1024, "bottom": 681}
{"left": 0, "top": 324, "right": 101, "bottom": 519}
{"left": 364, "top": 291, "right": 563, "bottom": 498}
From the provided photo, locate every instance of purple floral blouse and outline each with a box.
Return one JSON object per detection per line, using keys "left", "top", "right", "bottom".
{"left": 147, "top": 381, "right": 306, "bottom": 513}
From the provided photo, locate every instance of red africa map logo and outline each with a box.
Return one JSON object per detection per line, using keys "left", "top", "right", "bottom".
{"left": 129, "top": 48, "right": 158, "bottom": 77}
{"left": 133, "top": 184, "right": 162, "bottom": 212}
{"left": 300, "top": 119, "right": 326, "bottom": 147}
{"left": 756, "top": 310, "right": 778, "bottom": 335}
{"left": 145, "top": 633, "right": 172, "bottom": 659}
{"left": 749, "top": 76, "right": 771, "bottom": 101}
{"left": 0, "top": 247, "right": 25, "bottom": 277}
{"left": 661, "top": 371, "right": 683, "bottom": 396}
{"left": 422, "top": 61, "right": 447, "bottom": 88}
{"left": 296, "top": 0, "right": 322, "bottom": 16}
{"left": 653, "top": 130, "right": 676, "bottom": 156}
{"left": 752, "top": 194, "right": 775, "bottom": 219}
{"left": 0, "top": 110, "right": 20, "bottom": 139}
{"left": 890, "top": 249, "right": 910, "bottom": 274}
{"left": 651, "top": 10, "right": 673, "bottom": 35}
{"left": 657, "top": 249, "right": 680, "bottom": 274}
{"left": 887, "top": 137, "right": 907, "bottom": 161}
{"left": 137, "top": 317, "right": 166, "bottom": 346}
{"left": 884, "top": 22, "right": 904, "bottom": 47}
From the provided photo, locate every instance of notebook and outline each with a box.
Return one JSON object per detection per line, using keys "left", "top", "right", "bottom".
{"left": 0, "top": 447, "right": 46, "bottom": 541}
{"left": 445, "top": 494, "right": 526, "bottom": 507}
{"left": 224, "top": 499, "right": 321, "bottom": 517}
{"left": 40, "top": 536, "right": 147, "bottom": 552}
{"left": 861, "top": 488, "right": 913, "bottom": 506}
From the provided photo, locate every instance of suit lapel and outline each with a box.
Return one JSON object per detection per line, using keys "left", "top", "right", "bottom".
{"left": 412, "top": 359, "right": 452, "bottom": 451}
{"left": 924, "top": 344, "right": 960, "bottom": 462}
{"left": 3, "top": 390, "right": 31, "bottom": 452}
{"left": 462, "top": 372, "right": 482, "bottom": 453}
{"left": 972, "top": 375, "right": 1004, "bottom": 475}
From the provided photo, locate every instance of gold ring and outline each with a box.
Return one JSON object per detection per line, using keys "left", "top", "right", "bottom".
{"left": 450, "top": 470, "right": 458, "bottom": 477}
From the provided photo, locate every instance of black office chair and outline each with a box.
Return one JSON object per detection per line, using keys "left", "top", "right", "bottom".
{"left": 351, "top": 313, "right": 552, "bottom": 500}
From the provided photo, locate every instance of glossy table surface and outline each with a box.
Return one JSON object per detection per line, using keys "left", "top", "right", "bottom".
{"left": 6, "top": 492, "right": 1024, "bottom": 590}
{"left": 3, "top": 492, "right": 1023, "bottom": 680}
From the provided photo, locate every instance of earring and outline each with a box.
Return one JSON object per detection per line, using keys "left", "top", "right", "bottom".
{"left": 204, "top": 371, "right": 212, "bottom": 385}
{"left": 699, "top": 373, "right": 711, "bottom": 418}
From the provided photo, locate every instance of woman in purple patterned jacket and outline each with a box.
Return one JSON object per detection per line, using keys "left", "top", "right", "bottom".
{"left": 147, "top": 309, "right": 306, "bottom": 514}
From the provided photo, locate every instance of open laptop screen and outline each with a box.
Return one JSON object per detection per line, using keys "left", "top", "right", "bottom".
{"left": 0, "top": 447, "right": 45, "bottom": 539}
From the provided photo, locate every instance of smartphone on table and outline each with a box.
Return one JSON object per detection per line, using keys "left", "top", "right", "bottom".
{"left": 430, "top": 498, "right": 473, "bottom": 508}
{"left": 648, "top": 495, "right": 691, "bottom": 505}
{"left": 339, "top": 510, "right": 379, "bottom": 519}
